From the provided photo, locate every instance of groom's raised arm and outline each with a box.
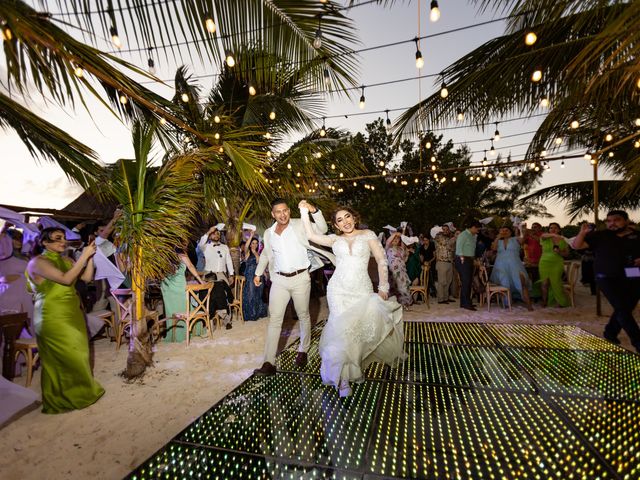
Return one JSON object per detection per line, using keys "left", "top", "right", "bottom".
{"left": 310, "top": 209, "right": 328, "bottom": 234}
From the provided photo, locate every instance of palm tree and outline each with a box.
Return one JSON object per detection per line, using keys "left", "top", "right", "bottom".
{"left": 104, "top": 120, "right": 210, "bottom": 377}
{"left": 1, "top": 0, "right": 360, "bottom": 184}
{"left": 393, "top": 0, "right": 640, "bottom": 206}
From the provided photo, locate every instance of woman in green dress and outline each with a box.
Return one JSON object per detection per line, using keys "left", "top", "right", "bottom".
{"left": 160, "top": 247, "right": 204, "bottom": 342}
{"left": 538, "top": 222, "right": 570, "bottom": 307}
{"left": 26, "top": 228, "right": 104, "bottom": 414}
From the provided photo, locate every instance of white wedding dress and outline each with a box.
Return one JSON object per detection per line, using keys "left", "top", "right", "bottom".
{"left": 318, "top": 230, "right": 405, "bottom": 389}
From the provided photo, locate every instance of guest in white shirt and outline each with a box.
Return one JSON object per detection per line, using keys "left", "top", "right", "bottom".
{"left": 253, "top": 198, "right": 334, "bottom": 376}
{"left": 198, "top": 226, "right": 234, "bottom": 284}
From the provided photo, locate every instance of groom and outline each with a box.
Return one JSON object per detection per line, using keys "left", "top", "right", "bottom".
{"left": 253, "top": 198, "right": 334, "bottom": 375}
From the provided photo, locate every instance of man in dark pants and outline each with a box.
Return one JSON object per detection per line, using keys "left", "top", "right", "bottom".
{"left": 573, "top": 210, "right": 640, "bottom": 351}
{"left": 455, "top": 220, "right": 481, "bottom": 311}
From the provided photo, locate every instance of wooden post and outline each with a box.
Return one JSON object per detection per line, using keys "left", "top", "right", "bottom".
{"left": 593, "top": 156, "right": 602, "bottom": 316}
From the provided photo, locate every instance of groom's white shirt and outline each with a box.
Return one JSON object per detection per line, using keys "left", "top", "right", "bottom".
{"left": 255, "top": 210, "right": 335, "bottom": 278}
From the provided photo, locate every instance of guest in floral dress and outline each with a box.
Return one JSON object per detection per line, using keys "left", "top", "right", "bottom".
{"left": 385, "top": 232, "right": 412, "bottom": 307}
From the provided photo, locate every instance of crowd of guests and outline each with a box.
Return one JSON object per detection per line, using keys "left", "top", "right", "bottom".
{"left": 1, "top": 207, "right": 639, "bottom": 415}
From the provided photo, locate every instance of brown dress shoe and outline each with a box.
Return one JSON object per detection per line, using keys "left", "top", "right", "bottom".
{"left": 294, "top": 352, "right": 308, "bottom": 367}
{"left": 253, "top": 362, "right": 276, "bottom": 376}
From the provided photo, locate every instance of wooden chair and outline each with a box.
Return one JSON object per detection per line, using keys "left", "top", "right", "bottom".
{"left": 409, "top": 263, "right": 431, "bottom": 308}
{"left": 478, "top": 266, "right": 512, "bottom": 311}
{"left": 172, "top": 283, "right": 213, "bottom": 346}
{"left": 92, "top": 309, "right": 116, "bottom": 341}
{"left": 229, "top": 276, "right": 246, "bottom": 325}
{"left": 111, "top": 289, "right": 133, "bottom": 351}
{"left": 14, "top": 338, "right": 38, "bottom": 387}
{"left": 563, "top": 262, "right": 581, "bottom": 307}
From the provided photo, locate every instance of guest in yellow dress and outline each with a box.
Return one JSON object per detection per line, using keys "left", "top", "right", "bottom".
{"left": 26, "top": 228, "right": 104, "bottom": 414}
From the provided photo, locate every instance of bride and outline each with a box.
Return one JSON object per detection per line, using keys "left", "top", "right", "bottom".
{"left": 299, "top": 201, "right": 405, "bottom": 397}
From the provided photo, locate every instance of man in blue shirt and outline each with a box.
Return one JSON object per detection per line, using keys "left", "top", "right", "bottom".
{"left": 455, "top": 220, "right": 481, "bottom": 311}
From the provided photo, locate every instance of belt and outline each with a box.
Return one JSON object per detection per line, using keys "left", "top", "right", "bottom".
{"left": 276, "top": 268, "right": 308, "bottom": 277}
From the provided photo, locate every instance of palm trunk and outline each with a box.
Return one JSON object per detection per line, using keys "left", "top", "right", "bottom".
{"left": 124, "top": 246, "right": 153, "bottom": 379}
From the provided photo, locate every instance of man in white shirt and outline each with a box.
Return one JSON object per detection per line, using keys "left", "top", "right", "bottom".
{"left": 198, "top": 226, "right": 234, "bottom": 284}
{"left": 253, "top": 198, "right": 334, "bottom": 375}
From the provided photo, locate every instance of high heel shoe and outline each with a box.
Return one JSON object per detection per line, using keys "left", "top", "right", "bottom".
{"left": 338, "top": 379, "right": 352, "bottom": 398}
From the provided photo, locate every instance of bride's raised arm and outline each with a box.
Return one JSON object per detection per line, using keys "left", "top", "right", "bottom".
{"left": 298, "top": 201, "right": 336, "bottom": 248}
{"left": 368, "top": 234, "right": 390, "bottom": 299}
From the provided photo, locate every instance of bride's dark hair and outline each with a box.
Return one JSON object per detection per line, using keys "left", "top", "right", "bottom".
{"left": 331, "top": 206, "right": 360, "bottom": 235}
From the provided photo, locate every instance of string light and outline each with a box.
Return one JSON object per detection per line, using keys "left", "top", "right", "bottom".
{"left": 555, "top": 137, "right": 563, "bottom": 145}
{"left": 269, "top": 110, "right": 276, "bottom": 120}
{"left": 110, "top": 25, "right": 122, "bottom": 49}
{"left": 159, "top": 117, "right": 166, "bottom": 125}
{"left": 608, "top": 151, "right": 614, "bottom": 158}
{"left": 414, "top": 38, "right": 424, "bottom": 69}
{"left": 119, "top": 94, "right": 127, "bottom": 104}
{"left": 440, "top": 81, "right": 449, "bottom": 98}
{"left": 457, "top": 110, "right": 464, "bottom": 121}
{"left": 430, "top": 156, "right": 436, "bottom": 162}
{"left": 214, "top": 132, "right": 220, "bottom": 140}
{"left": 1, "top": 24, "right": 12, "bottom": 41}
{"left": 313, "top": 15, "right": 323, "bottom": 49}
{"left": 214, "top": 115, "right": 221, "bottom": 123}
{"left": 385, "top": 110, "right": 392, "bottom": 130}
{"left": 493, "top": 122, "right": 500, "bottom": 141}
{"left": 634, "top": 141, "right": 640, "bottom": 148}
{"left": 584, "top": 152, "right": 592, "bottom": 161}
{"left": 541, "top": 150, "right": 547, "bottom": 157}
{"left": 525, "top": 31, "right": 537, "bottom": 46}
{"left": 591, "top": 157, "right": 598, "bottom": 165}
{"left": 181, "top": 92, "right": 189, "bottom": 102}
{"left": 320, "top": 117, "right": 326, "bottom": 137}
{"left": 482, "top": 150, "right": 488, "bottom": 165}
{"left": 248, "top": 83, "right": 257, "bottom": 96}
{"left": 359, "top": 86, "right": 366, "bottom": 109}
{"left": 489, "top": 141, "right": 496, "bottom": 156}
{"left": 225, "top": 50, "right": 235, "bottom": 67}
{"left": 73, "top": 66, "right": 84, "bottom": 78}
{"left": 205, "top": 16, "right": 216, "bottom": 33}
{"left": 429, "top": 0, "right": 441, "bottom": 22}
{"left": 147, "top": 47, "right": 156, "bottom": 75}
{"left": 561, "top": 160, "right": 565, "bottom": 168}
{"left": 604, "top": 133, "right": 613, "bottom": 142}
{"left": 540, "top": 96, "right": 549, "bottom": 108}
{"left": 323, "top": 65, "right": 331, "bottom": 86}
{"left": 570, "top": 120, "right": 580, "bottom": 129}
{"left": 531, "top": 68, "right": 542, "bottom": 82}
{"left": 635, "top": 118, "right": 640, "bottom": 127}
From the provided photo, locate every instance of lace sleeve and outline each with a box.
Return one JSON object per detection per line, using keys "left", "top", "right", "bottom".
{"left": 300, "top": 208, "right": 335, "bottom": 248}
{"left": 367, "top": 231, "right": 389, "bottom": 293}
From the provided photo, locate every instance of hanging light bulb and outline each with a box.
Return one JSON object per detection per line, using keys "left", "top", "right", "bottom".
{"left": 385, "top": 110, "right": 392, "bottom": 130}
{"left": 426, "top": 141, "right": 432, "bottom": 149}
{"left": 320, "top": 117, "right": 326, "bottom": 137}
{"left": 119, "top": 94, "right": 127, "bottom": 104}
{"left": 525, "top": 31, "right": 537, "bottom": 46}
{"left": 452, "top": 176, "right": 457, "bottom": 182}
{"left": 541, "top": 150, "right": 547, "bottom": 157}
{"left": 109, "top": 26, "right": 122, "bottom": 49}
{"left": 225, "top": 51, "right": 235, "bottom": 67}
{"left": 359, "top": 86, "right": 366, "bottom": 109}
{"left": 540, "top": 97, "right": 549, "bottom": 108}
{"left": 591, "top": 158, "right": 598, "bottom": 165}
{"left": 570, "top": 120, "right": 580, "bottom": 129}
{"left": 494, "top": 122, "right": 500, "bottom": 141}
{"left": 635, "top": 118, "right": 640, "bottom": 127}
{"left": 269, "top": 110, "right": 276, "bottom": 120}
{"left": 637, "top": 78, "right": 640, "bottom": 89}
{"left": 634, "top": 141, "right": 640, "bottom": 148}
{"left": 219, "top": 147, "right": 224, "bottom": 153}
{"left": 313, "top": 16, "right": 323, "bottom": 49}
{"left": 159, "top": 117, "right": 166, "bottom": 125}
{"left": 214, "top": 115, "right": 221, "bottom": 123}
{"left": 440, "top": 81, "right": 448, "bottom": 98}
{"left": 605, "top": 133, "right": 613, "bottom": 142}
{"left": 1, "top": 24, "right": 12, "bottom": 41}
{"left": 430, "top": 0, "right": 441, "bottom": 22}
{"left": 584, "top": 152, "right": 592, "bottom": 161}
{"left": 430, "top": 156, "right": 436, "bottom": 163}
{"left": 555, "top": 137, "right": 563, "bottom": 145}
{"left": 457, "top": 110, "right": 464, "bottom": 121}
{"left": 323, "top": 66, "right": 331, "bottom": 86}
{"left": 489, "top": 141, "right": 496, "bottom": 156}
{"left": 414, "top": 38, "right": 424, "bottom": 69}
{"left": 608, "top": 151, "right": 614, "bottom": 158}
{"left": 181, "top": 92, "right": 189, "bottom": 103}
{"left": 482, "top": 150, "right": 488, "bottom": 165}
{"left": 561, "top": 161, "right": 565, "bottom": 168}
{"left": 531, "top": 68, "right": 542, "bottom": 82}
{"left": 248, "top": 83, "right": 257, "bottom": 96}
{"left": 147, "top": 47, "right": 156, "bottom": 75}
{"left": 205, "top": 16, "right": 216, "bottom": 33}
{"left": 74, "top": 66, "right": 84, "bottom": 78}
{"left": 214, "top": 132, "right": 220, "bottom": 140}
{"left": 264, "top": 132, "right": 271, "bottom": 139}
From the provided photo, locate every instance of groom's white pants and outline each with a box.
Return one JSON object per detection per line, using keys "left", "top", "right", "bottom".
{"left": 264, "top": 271, "right": 311, "bottom": 364}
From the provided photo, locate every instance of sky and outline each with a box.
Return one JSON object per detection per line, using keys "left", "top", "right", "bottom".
{"left": 0, "top": 0, "right": 619, "bottom": 225}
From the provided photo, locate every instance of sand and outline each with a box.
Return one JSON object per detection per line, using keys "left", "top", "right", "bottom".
{"left": 0, "top": 285, "right": 632, "bottom": 479}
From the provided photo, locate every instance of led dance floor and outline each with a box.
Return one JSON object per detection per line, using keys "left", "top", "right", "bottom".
{"left": 128, "top": 323, "right": 640, "bottom": 479}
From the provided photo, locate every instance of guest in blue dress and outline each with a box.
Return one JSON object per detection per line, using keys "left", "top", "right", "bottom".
{"left": 242, "top": 236, "right": 268, "bottom": 321}
{"left": 490, "top": 226, "right": 532, "bottom": 308}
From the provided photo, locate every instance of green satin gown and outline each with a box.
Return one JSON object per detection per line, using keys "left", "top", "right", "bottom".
{"left": 537, "top": 238, "right": 570, "bottom": 307}
{"left": 26, "top": 251, "right": 104, "bottom": 414}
